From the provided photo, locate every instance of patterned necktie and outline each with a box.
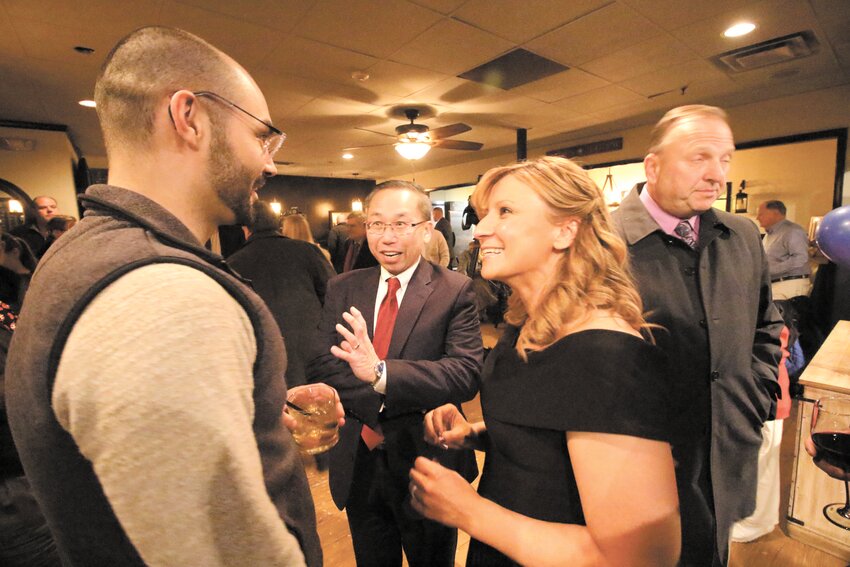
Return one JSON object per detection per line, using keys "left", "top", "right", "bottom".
{"left": 361, "top": 277, "right": 401, "bottom": 450}
{"left": 674, "top": 220, "right": 698, "bottom": 249}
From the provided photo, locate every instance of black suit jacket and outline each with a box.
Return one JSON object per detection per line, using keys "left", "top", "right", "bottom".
{"left": 228, "top": 231, "right": 335, "bottom": 386}
{"left": 307, "top": 261, "right": 482, "bottom": 509}
{"left": 340, "top": 238, "right": 379, "bottom": 272}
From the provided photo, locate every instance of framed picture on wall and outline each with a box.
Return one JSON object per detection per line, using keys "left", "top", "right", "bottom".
{"left": 329, "top": 211, "right": 353, "bottom": 228}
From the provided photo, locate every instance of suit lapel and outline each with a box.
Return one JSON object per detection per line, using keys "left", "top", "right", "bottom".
{"left": 387, "top": 261, "right": 433, "bottom": 359}
{"left": 353, "top": 268, "right": 381, "bottom": 337}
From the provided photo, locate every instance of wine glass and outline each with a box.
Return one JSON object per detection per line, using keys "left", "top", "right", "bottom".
{"left": 811, "top": 396, "right": 850, "bottom": 530}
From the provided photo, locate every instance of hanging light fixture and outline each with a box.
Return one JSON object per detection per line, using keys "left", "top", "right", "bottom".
{"left": 270, "top": 199, "right": 282, "bottom": 215}
{"left": 395, "top": 140, "right": 431, "bottom": 160}
{"left": 351, "top": 199, "right": 363, "bottom": 212}
{"left": 734, "top": 180, "right": 749, "bottom": 213}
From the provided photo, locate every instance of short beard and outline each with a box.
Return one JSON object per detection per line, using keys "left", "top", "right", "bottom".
{"left": 207, "top": 123, "right": 263, "bottom": 226}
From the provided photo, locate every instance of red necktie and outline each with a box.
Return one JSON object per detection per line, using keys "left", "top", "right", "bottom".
{"left": 361, "top": 277, "right": 400, "bottom": 450}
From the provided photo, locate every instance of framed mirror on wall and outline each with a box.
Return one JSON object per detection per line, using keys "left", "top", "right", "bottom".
{"left": 0, "top": 178, "right": 32, "bottom": 233}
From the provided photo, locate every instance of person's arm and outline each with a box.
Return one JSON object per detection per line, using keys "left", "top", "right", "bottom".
{"left": 752, "top": 234, "right": 784, "bottom": 420}
{"left": 435, "top": 231, "right": 450, "bottom": 267}
{"left": 410, "top": 431, "right": 680, "bottom": 567}
{"left": 52, "top": 264, "right": 306, "bottom": 567}
{"left": 770, "top": 227, "right": 810, "bottom": 276}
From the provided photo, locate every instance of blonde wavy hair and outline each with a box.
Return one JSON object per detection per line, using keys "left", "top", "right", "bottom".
{"left": 472, "top": 156, "right": 648, "bottom": 358}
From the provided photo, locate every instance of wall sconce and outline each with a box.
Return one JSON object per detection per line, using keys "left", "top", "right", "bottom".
{"left": 8, "top": 199, "right": 23, "bottom": 213}
{"left": 734, "top": 180, "right": 749, "bottom": 213}
{"left": 270, "top": 199, "right": 282, "bottom": 215}
{"left": 351, "top": 199, "right": 363, "bottom": 212}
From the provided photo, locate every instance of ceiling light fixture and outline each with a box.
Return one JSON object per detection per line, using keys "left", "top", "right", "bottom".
{"left": 342, "top": 153, "right": 354, "bottom": 159}
{"left": 270, "top": 199, "right": 282, "bottom": 215}
{"left": 78, "top": 100, "right": 96, "bottom": 108}
{"left": 724, "top": 22, "right": 756, "bottom": 38}
{"left": 395, "top": 141, "right": 431, "bottom": 160}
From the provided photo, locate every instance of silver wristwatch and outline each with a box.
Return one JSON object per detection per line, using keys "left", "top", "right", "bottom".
{"left": 371, "top": 360, "right": 385, "bottom": 390}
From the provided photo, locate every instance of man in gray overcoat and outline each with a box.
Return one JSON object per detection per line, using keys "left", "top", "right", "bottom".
{"left": 612, "top": 104, "right": 783, "bottom": 567}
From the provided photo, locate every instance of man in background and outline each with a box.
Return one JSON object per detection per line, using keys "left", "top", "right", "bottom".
{"left": 432, "top": 206, "right": 454, "bottom": 267}
{"left": 308, "top": 180, "right": 481, "bottom": 567}
{"left": 612, "top": 104, "right": 782, "bottom": 566}
{"left": 756, "top": 199, "right": 811, "bottom": 299}
{"left": 6, "top": 26, "right": 321, "bottom": 566}
{"left": 340, "top": 210, "right": 378, "bottom": 272}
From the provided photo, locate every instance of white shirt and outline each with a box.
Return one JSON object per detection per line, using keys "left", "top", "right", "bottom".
{"left": 371, "top": 257, "right": 421, "bottom": 394}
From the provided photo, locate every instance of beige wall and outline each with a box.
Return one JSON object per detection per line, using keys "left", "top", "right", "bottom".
{"left": 406, "top": 83, "right": 850, "bottom": 208}
{"left": 0, "top": 126, "right": 80, "bottom": 218}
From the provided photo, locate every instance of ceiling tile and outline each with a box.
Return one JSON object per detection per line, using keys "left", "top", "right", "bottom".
{"left": 510, "top": 67, "right": 610, "bottom": 103}
{"left": 12, "top": 18, "right": 133, "bottom": 64}
{"left": 171, "top": 0, "right": 316, "bottom": 33}
{"left": 526, "top": 2, "right": 664, "bottom": 67}
{"left": 554, "top": 84, "right": 646, "bottom": 114}
{"left": 581, "top": 34, "right": 699, "bottom": 83}
{"left": 390, "top": 18, "right": 514, "bottom": 76}
{"left": 0, "top": 5, "right": 26, "bottom": 58}
{"left": 618, "top": 59, "right": 731, "bottom": 98}
{"left": 408, "top": 0, "right": 467, "bottom": 15}
{"left": 809, "top": 0, "right": 850, "bottom": 44}
{"left": 621, "top": 0, "right": 757, "bottom": 31}
{"left": 157, "top": 2, "right": 285, "bottom": 67}
{"left": 262, "top": 36, "right": 378, "bottom": 86}
{"left": 0, "top": 57, "right": 49, "bottom": 121}
{"left": 671, "top": 0, "right": 819, "bottom": 58}
{"left": 453, "top": 0, "right": 608, "bottom": 44}
{"left": 3, "top": 0, "right": 164, "bottom": 31}
{"left": 360, "top": 60, "right": 450, "bottom": 98}
{"left": 295, "top": 0, "right": 443, "bottom": 59}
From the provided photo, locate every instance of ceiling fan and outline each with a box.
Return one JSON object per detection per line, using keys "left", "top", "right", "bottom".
{"left": 345, "top": 108, "right": 483, "bottom": 160}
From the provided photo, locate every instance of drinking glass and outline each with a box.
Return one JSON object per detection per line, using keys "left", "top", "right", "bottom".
{"left": 811, "top": 396, "right": 850, "bottom": 530}
{"left": 286, "top": 384, "right": 340, "bottom": 455}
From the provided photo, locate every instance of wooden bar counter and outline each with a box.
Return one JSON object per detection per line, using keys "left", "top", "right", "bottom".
{"left": 787, "top": 320, "right": 850, "bottom": 559}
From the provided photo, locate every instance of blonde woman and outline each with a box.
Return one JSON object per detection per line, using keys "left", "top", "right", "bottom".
{"left": 281, "top": 213, "right": 333, "bottom": 266}
{"left": 409, "top": 156, "right": 680, "bottom": 567}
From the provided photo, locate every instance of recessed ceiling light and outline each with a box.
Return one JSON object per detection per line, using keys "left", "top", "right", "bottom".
{"left": 78, "top": 100, "right": 96, "bottom": 108}
{"left": 342, "top": 153, "right": 354, "bottom": 159}
{"left": 724, "top": 22, "right": 756, "bottom": 38}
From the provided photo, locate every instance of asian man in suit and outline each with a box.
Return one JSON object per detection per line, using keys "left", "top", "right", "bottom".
{"left": 307, "top": 180, "right": 482, "bottom": 567}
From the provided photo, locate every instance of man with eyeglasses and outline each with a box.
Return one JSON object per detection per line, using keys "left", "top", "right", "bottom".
{"left": 5, "top": 27, "right": 326, "bottom": 566}
{"left": 307, "top": 180, "right": 482, "bottom": 567}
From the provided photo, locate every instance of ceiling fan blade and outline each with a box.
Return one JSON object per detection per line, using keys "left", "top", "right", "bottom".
{"left": 354, "top": 127, "right": 396, "bottom": 138}
{"left": 342, "top": 142, "right": 395, "bottom": 151}
{"left": 432, "top": 139, "right": 483, "bottom": 151}
{"left": 429, "top": 123, "right": 471, "bottom": 139}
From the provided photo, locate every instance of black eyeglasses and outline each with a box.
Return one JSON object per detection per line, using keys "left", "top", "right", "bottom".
{"left": 170, "top": 90, "right": 286, "bottom": 157}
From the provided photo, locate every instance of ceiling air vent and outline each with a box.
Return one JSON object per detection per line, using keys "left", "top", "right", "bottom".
{"left": 713, "top": 31, "right": 819, "bottom": 73}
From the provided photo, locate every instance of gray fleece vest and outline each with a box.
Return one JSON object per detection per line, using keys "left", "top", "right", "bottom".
{"left": 5, "top": 185, "right": 322, "bottom": 566}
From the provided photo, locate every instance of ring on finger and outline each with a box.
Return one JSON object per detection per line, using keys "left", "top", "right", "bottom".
{"left": 353, "top": 343, "right": 361, "bottom": 350}
{"left": 411, "top": 484, "right": 418, "bottom": 498}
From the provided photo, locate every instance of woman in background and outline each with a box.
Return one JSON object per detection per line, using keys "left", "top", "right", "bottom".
{"left": 281, "top": 213, "right": 333, "bottom": 266}
{"left": 409, "top": 156, "right": 680, "bottom": 567}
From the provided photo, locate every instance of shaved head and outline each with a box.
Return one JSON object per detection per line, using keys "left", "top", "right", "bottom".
{"left": 94, "top": 26, "right": 243, "bottom": 155}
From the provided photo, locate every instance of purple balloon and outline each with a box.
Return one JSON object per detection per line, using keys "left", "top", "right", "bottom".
{"left": 816, "top": 205, "right": 850, "bottom": 269}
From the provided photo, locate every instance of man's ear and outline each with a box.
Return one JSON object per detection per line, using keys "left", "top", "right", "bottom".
{"left": 421, "top": 222, "right": 433, "bottom": 243}
{"left": 168, "top": 90, "right": 203, "bottom": 151}
{"left": 553, "top": 218, "right": 580, "bottom": 251}
{"left": 644, "top": 153, "right": 659, "bottom": 186}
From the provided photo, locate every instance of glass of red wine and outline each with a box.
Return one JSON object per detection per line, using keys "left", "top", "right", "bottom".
{"left": 811, "top": 396, "right": 850, "bottom": 530}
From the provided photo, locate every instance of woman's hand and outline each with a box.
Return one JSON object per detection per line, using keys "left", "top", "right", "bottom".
{"left": 423, "top": 404, "right": 475, "bottom": 449}
{"left": 409, "top": 457, "right": 479, "bottom": 529}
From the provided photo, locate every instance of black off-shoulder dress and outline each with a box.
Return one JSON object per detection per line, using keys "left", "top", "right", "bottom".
{"left": 467, "top": 326, "right": 672, "bottom": 566}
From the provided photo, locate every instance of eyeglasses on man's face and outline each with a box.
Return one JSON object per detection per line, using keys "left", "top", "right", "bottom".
{"left": 365, "top": 220, "right": 428, "bottom": 236}
{"left": 170, "top": 90, "right": 286, "bottom": 157}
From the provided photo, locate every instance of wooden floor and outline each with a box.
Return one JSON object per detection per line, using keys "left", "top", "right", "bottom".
{"left": 305, "top": 324, "right": 849, "bottom": 566}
